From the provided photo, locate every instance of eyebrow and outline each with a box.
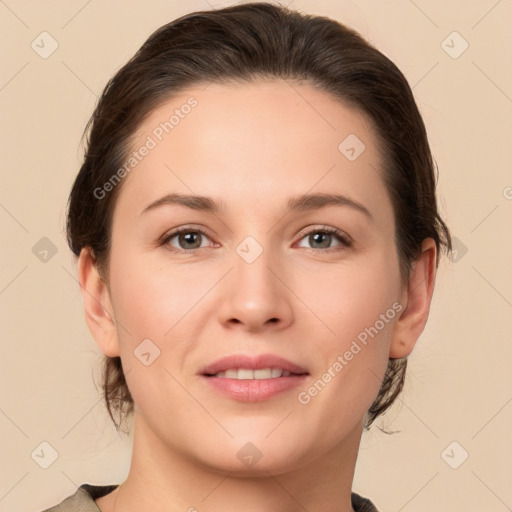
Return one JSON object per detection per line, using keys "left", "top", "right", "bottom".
{"left": 140, "top": 192, "right": 373, "bottom": 221}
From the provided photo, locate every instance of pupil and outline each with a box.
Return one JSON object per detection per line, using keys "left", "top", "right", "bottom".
{"left": 180, "top": 232, "right": 201, "bottom": 249}
{"left": 311, "top": 232, "right": 330, "bottom": 248}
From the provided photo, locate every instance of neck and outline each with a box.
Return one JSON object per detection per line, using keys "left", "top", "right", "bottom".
{"left": 105, "top": 412, "right": 362, "bottom": 512}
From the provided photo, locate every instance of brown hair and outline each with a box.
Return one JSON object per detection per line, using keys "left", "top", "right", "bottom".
{"left": 66, "top": 2, "right": 451, "bottom": 433}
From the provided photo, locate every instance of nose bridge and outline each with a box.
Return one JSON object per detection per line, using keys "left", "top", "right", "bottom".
{"left": 233, "top": 233, "right": 280, "bottom": 298}
{"left": 216, "top": 232, "right": 294, "bottom": 330}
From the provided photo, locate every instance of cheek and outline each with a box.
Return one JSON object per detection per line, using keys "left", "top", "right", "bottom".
{"left": 107, "top": 253, "right": 206, "bottom": 416}
{"left": 295, "top": 258, "right": 400, "bottom": 439}
{"left": 109, "top": 248, "right": 212, "bottom": 341}
{"left": 294, "top": 244, "right": 401, "bottom": 413}
{"left": 301, "top": 246, "right": 402, "bottom": 345}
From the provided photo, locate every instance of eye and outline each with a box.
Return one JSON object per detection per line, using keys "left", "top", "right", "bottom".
{"left": 295, "top": 226, "right": 352, "bottom": 252}
{"left": 160, "top": 225, "right": 351, "bottom": 253}
{"left": 161, "top": 226, "right": 214, "bottom": 251}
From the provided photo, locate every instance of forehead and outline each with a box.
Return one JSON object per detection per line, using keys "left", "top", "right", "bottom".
{"left": 113, "top": 79, "right": 391, "bottom": 223}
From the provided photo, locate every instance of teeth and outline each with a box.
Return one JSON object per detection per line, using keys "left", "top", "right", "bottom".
{"left": 213, "top": 368, "right": 293, "bottom": 379}
{"left": 238, "top": 368, "right": 254, "bottom": 380}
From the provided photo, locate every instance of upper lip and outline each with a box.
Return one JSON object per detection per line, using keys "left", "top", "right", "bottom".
{"left": 200, "top": 354, "right": 309, "bottom": 376}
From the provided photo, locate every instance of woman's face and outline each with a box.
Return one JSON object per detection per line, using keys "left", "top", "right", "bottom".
{"left": 101, "top": 80, "right": 407, "bottom": 473}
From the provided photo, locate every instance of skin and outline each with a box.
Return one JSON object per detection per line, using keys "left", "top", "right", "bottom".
{"left": 78, "top": 80, "right": 437, "bottom": 512}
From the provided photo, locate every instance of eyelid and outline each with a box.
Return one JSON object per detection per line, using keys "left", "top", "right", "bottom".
{"left": 295, "top": 225, "right": 352, "bottom": 244}
{"left": 160, "top": 224, "right": 352, "bottom": 252}
{"left": 159, "top": 224, "right": 216, "bottom": 249}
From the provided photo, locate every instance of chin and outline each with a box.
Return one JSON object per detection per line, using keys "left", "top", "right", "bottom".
{"left": 191, "top": 435, "right": 310, "bottom": 477}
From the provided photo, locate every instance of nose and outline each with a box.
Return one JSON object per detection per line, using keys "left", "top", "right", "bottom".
{"left": 216, "top": 241, "right": 294, "bottom": 333}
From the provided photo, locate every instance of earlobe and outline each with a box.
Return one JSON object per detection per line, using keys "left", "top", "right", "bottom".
{"left": 389, "top": 238, "right": 437, "bottom": 359}
{"left": 77, "top": 247, "right": 120, "bottom": 357}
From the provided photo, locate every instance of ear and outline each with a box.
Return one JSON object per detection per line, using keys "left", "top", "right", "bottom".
{"left": 77, "top": 247, "right": 120, "bottom": 357}
{"left": 389, "top": 238, "right": 437, "bottom": 359}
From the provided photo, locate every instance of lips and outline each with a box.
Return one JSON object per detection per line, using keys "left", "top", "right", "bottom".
{"left": 200, "top": 353, "right": 308, "bottom": 377}
{"left": 200, "top": 354, "right": 309, "bottom": 402}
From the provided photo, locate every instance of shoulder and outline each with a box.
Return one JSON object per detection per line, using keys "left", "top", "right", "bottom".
{"left": 38, "top": 484, "right": 118, "bottom": 512}
{"left": 40, "top": 486, "right": 378, "bottom": 512}
{"left": 352, "top": 491, "right": 381, "bottom": 512}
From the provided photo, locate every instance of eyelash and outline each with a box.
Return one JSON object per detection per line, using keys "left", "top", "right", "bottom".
{"left": 160, "top": 225, "right": 352, "bottom": 253}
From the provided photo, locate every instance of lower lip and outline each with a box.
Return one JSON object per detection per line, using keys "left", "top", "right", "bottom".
{"left": 202, "top": 375, "right": 309, "bottom": 402}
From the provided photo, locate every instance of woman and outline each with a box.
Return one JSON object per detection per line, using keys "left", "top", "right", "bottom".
{"left": 42, "top": 3, "right": 451, "bottom": 511}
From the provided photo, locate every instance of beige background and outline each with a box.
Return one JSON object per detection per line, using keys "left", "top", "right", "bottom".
{"left": 1, "top": 1, "right": 511, "bottom": 511}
